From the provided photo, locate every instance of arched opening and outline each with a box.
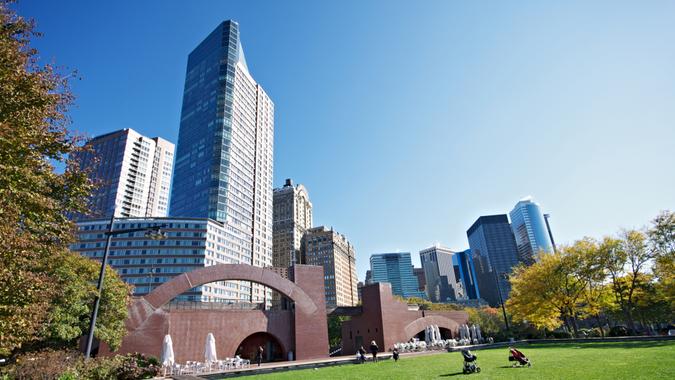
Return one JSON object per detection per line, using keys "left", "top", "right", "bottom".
{"left": 236, "top": 332, "right": 285, "bottom": 363}
{"left": 413, "top": 327, "right": 454, "bottom": 341}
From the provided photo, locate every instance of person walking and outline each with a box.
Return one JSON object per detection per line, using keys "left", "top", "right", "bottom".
{"left": 392, "top": 347, "right": 400, "bottom": 362}
{"left": 256, "top": 346, "right": 264, "bottom": 367}
{"left": 358, "top": 346, "right": 367, "bottom": 363}
{"left": 370, "top": 340, "right": 379, "bottom": 362}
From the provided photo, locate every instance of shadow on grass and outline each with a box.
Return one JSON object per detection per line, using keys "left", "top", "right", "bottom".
{"left": 439, "top": 372, "right": 467, "bottom": 377}
{"left": 526, "top": 340, "right": 674, "bottom": 350}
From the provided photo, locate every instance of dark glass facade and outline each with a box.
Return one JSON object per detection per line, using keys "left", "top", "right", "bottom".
{"left": 170, "top": 21, "right": 241, "bottom": 221}
{"left": 453, "top": 249, "right": 480, "bottom": 300}
{"left": 466, "top": 215, "right": 519, "bottom": 307}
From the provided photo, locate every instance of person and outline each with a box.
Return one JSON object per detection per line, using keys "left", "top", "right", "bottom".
{"left": 370, "top": 340, "right": 379, "bottom": 362}
{"left": 256, "top": 346, "right": 264, "bottom": 367}
{"left": 358, "top": 346, "right": 367, "bottom": 363}
{"left": 392, "top": 347, "right": 400, "bottom": 362}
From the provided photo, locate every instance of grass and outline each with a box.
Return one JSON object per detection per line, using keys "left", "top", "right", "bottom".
{"left": 237, "top": 340, "right": 675, "bottom": 379}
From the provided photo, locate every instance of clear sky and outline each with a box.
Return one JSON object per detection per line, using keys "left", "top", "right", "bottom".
{"left": 16, "top": 0, "right": 675, "bottom": 280}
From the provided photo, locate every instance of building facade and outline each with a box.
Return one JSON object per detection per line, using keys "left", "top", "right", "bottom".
{"left": 419, "top": 245, "right": 464, "bottom": 302}
{"left": 453, "top": 249, "right": 480, "bottom": 300}
{"left": 272, "top": 179, "right": 312, "bottom": 268}
{"left": 72, "top": 128, "right": 174, "bottom": 218}
{"left": 509, "top": 197, "right": 554, "bottom": 264}
{"left": 169, "top": 21, "right": 274, "bottom": 303}
{"left": 369, "top": 253, "right": 426, "bottom": 299}
{"left": 302, "top": 226, "right": 358, "bottom": 307}
{"left": 413, "top": 267, "right": 426, "bottom": 295}
{"left": 71, "top": 217, "right": 257, "bottom": 303}
{"left": 466, "top": 215, "right": 519, "bottom": 307}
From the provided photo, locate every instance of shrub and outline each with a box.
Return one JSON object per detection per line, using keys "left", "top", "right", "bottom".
{"left": 608, "top": 325, "right": 630, "bottom": 337}
{"left": 550, "top": 330, "right": 573, "bottom": 339}
{"left": 2, "top": 349, "right": 80, "bottom": 380}
{"left": 115, "top": 353, "right": 159, "bottom": 380}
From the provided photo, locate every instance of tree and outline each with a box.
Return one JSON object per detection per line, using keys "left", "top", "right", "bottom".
{"left": 648, "top": 211, "right": 675, "bottom": 315}
{"left": 327, "top": 315, "right": 349, "bottom": 348}
{"left": 466, "top": 307, "right": 505, "bottom": 339}
{"left": 599, "top": 231, "right": 654, "bottom": 332}
{"left": 0, "top": 1, "right": 129, "bottom": 356}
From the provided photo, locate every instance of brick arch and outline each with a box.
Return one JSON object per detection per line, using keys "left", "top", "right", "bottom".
{"left": 126, "top": 264, "right": 318, "bottom": 331}
{"left": 403, "top": 315, "right": 460, "bottom": 341}
{"left": 233, "top": 330, "right": 287, "bottom": 360}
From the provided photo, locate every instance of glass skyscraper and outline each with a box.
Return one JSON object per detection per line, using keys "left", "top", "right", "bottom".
{"left": 369, "top": 253, "right": 426, "bottom": 299}
{"left": 170, "top": 21, "right": 274, "bottom": 302}
{"left": 419, "top": 245, "right": 462, "bottom": 302}
{"left": 453, "top": 249, "right": 480, "bottom": 300}
{"left": 466, "top": 215, "right": 519, "bottom": 307}
{"left": 509, "top": 197, "right": 553, "bottom": 264}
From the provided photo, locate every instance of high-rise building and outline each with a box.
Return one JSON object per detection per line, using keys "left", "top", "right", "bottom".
{"left": 413, "top": 267, "right": 426, "bottom": 295}
{"left": 72, "top": 128, "right": 174, "bottom": 218}
{"left": 273, "top": 179, "right": 312, "bottom": 268}
{"left": 169, "top": 21, "right": 274, "bottom": 302}
{"left": 71, "top": 217, "right": 256, "bottom": 302}
{"left": 453, "top": 249, "right": 480, "bottom": 300}
{"left": 509, "top": 197, "right": 554, "bottom": 264}
{"left": 302, "top": 226, "right": 358, "bottom": 307}
{"left": 466, "top": 215, "right": 519, "bottom": 307}
{"left": 369, "top": 253, "right": 426, "bottom": 299}
{"left": 419, "top": 245, "right": 464, "bottom": 302}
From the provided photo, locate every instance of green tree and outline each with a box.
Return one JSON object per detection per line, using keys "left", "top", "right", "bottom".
{"left": 0, "top": 1, "right": 129, "bottom": 355}
{"left": 327, "top": 315, "right": 349, "bottom": 348}
{"left": 466, "top": 307, "right": 505, "bottom": 339}
{"left": 648, "top": 210, "right": 675, "bottom": 315}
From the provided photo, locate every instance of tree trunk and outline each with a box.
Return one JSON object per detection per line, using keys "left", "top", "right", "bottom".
{"left": 595, "top": 314, "right": 605, "bottom": 338}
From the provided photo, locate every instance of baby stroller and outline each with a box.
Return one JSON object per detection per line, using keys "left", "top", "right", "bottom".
{"left": 508, "top": 347, "right": 531, "bottom": 367}
{"left": 461, "top": 349, "right": 481, "bottom": 374}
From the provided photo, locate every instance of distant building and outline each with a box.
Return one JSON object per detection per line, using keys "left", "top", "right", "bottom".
{"left": 419, "top": 245, "right": 464, "bottom": 302}
{"left": 273, "top": 179, "right": 313, "bottom": 268}
{"left": 302, "top": 226, "right": 358, "bottom": 307}
{"left": 509, "top": 197, "right": 554, "bottom": 264}
{"left": 369, "top": 253, "right": 426, "bottom": 299}
{"left": 72, "top": 128, "right": 174, "bottom": 218}
{"left": 365, "top": 270, "right": 372, "bottom": 285}
{"left": 453, "top": 249, "right": 480, "bottom": 300}
{"left": 71, "top": 217, "right": 256, "bottom": 302}
{"left": 466, "top": 215, "right": 519, "bottom": 307}
{"left": 357, "top": 281, "right": 364, "bottom": 303}
{"left": 413, "top": 267, "right": 426, "bottom": 295}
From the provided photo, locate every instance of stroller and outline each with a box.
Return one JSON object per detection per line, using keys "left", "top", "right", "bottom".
{"left": 508, "top": 347, "right": 531, "bottom": 367}
{"left": 461, "top": 349, "right": 481, "bottom": 374}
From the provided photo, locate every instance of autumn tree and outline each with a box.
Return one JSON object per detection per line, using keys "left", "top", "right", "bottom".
{"left": 0, "top": 1, "right": 129, "bottom": 356}
{"left": 648, "top": 210, "right": 675, "bottom": 316}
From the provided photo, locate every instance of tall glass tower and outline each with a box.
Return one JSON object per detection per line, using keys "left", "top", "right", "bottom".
{"left": 509, "top": 197, "right": 553, "bottom": 264}
{"left": 170, "top": 21, "right": 274, "bottom": 302}
{"left": 369, "top": 253, "right": 426, "bottom": 299}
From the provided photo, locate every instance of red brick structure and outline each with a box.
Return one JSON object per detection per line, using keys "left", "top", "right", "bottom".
{"left": 341, "top": 283, "right": 469, "bottom": 355}
{"left": 102, "top": 264, "right": 329, "bottom": 362}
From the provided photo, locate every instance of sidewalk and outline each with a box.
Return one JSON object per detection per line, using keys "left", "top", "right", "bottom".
{"left": 172, "top": 349, "right": 448, "bottom": 379}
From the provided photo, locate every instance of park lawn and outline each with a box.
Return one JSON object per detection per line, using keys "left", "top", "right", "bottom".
{"left": 241, "top": 340, "right": 675, "bottom": 379}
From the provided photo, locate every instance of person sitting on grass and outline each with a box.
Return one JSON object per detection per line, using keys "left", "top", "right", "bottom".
{"left": 392, "top": 347, "right": 400, "bottom": 362}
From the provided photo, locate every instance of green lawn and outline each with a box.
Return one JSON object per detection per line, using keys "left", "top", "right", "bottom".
{"left": 241, "top": 340, "right": 675, "bottom": 379}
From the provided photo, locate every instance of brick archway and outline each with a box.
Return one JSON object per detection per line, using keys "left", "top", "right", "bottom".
{"left": 114, "top": 264, "right": 328, "bottom": 362}
{"left": 403, "top": 315, "right": 460, "bottom": 341}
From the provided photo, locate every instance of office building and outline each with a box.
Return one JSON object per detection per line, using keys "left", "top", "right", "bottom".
{"left": 419, "top": 245, "right": 464, "bottom": 302}
{"left": 273, "top": 179, "right": 312, "bottom": 267}
{"left": 413, "top": 267, "right": 426, "bottom": 295}
{"left": 72, "top": 128, "right": 174, "bottom": 218}
{"left": 369, "top": 253, "right": 426, "bottom": 299}
{"left": 71, "top": 217, "right": 256, "bottom": 302}
{"left": 302, "top": 226, "right": 358, "bottom": 307}
{"left": 466, "top": 215, "right": 519, "bottom": 307}
{"left": 453, "top": 249, "right": 480, "bottom": 300}
{"left": 169, "top": 21, "right": 274, "bottom": 302}
{"left": 509, "top": 197, "right": 554, "bottom": 264}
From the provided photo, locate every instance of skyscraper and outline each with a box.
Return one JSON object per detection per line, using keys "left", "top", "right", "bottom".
{"left": 453, "top": 249, "right": 480, "bottom": 300}
{"left": 170, "top": 21, "right": 274, "bottom": 302}
{"left": 369, "top": 253, "right": 426, "bottom": 299}
{"left": 302, "top": 226, "right": 358, "bottom": 308}
{"left": 72, "top": 128, "right": 174, "bottom": 218}
{"left": 466, "top": 215, "right": 519, "bottom": 307}
{"left": 509, "top": 197, "right": 554, "bottom": 264}
{"left": 419, "top": 245, "right": 463, "bottom": 302}
{"left": 273, "top": 179, "right": 312, "bottom": 268}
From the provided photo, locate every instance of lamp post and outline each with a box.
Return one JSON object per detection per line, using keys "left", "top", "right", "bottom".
{"left": 84, "top": 216, "right": 166, "bottom": 359}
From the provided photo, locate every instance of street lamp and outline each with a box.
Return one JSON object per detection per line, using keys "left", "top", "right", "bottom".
{"left": 84, "top": 214, "right": 166, "bottom": 359}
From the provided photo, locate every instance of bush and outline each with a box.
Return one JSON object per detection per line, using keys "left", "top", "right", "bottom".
{"left": 115, "top": 353, "right": 159, "bottom": 380}
{"left": 608, "top": 325, "right": 630, "bottom": 337}
{"left": 2, "top": 349, "right": 80, "bottom": 380}
{"left": 550, "top": 330, "right": 573, "bottom": 339}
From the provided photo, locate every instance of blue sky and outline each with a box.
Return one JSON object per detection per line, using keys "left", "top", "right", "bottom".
{"left": 16, "top": 1, "right": 675, "bottom": 280}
